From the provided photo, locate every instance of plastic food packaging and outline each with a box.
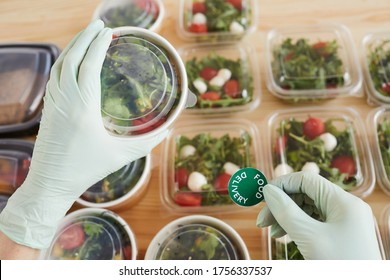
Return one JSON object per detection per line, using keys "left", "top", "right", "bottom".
{"left": 0, "top": 43, "right": 60, "bottom": 136}
{"left": 265, "top": 24, "right": 362, "bottom": 102}
{"left": 93, "top": 0, "right": 165, "bottom": 33}
{"left": 178, "top": 42, "right": 261, "bottom": 114}
{"left": 266, "top": 106, "right": 374, "bottom": 198}
{"left": 160, "top": 118, "right": 263, "bottom": 213}
{"left": 76, "top": 154, "right": 151, "bottom": 209}
{"left": 100, "top": 27, "right": 194, "bottom": 136}
{"left": 43, "top": 208, "right": 137, "bottom": 260}
{"left": 145, "top": 215, "right": 251, "bottom": 260}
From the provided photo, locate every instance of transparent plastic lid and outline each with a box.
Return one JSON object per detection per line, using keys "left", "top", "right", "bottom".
{"left": 101, "top": 35, "right": 178, "bottom": 135}
{"left": 266, "top": 24, "right": 362, "bottom": 101}
{"left": 0, "top": 194, "right": 10, "bottom": 214}
{"left": 48, "top": 215, "right": 123, "bottom": 260}
{"left": 155, "top": 224, "right": 237, "bottom": 260}
{"left": 99, "top": 0, "right": 159, "bottom": 29}
{"left": 80, "top": 157, "right": 146, "bottom": 203}
{"left": 0, "top": 47, "right": 51, "bottom": 125}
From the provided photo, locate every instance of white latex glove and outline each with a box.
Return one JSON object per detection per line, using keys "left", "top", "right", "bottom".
{"left": 0, "top": 20, "right": 167, "bottom": 249}
{"left": 257, "top": 171, "right": 382, "bottom": 260}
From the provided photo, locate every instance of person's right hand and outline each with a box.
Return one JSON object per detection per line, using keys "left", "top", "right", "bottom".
{"left": 257, "top": 171, "right": 382, "bottom": 260}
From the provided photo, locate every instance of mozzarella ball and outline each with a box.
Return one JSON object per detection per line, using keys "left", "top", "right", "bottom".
{"left": 209, "top": 76, "right": 225, "bottom": 87}
{"left": 274, "top": 163, "right": 294, "bottom": 178}
{"left": 223, "top": 162, "right": 240, "bottom": 176}
{"left": 192, "top": 13, "right": 207, "bottom": 25}
{"left": 229, "top": 21, "right": 245, "bottom": 33}
{"left": 193, "top": 79, "right": 207, "bottom": 94}
{"left": 319, "top": 132, "right": 337, "bottom": 152}
{"left": 301, "top": 162, "right": 320, "bottom": 174}
{"left": 188, "top": 171, "right": 207, "bottom": 192}
{"left": 217, "top": 68, "right": 232, "bottom": 82}
{"left": 180, "top": 145, "right": 196, "bottom": 159}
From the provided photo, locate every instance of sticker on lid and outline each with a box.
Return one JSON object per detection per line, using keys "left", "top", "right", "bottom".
{"left": 228, "top": 167, "right": 267, "bottom": 207}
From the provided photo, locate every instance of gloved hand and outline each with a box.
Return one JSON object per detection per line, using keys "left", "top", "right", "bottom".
{"left": 0, "top": 20, "right": 167, "bottom": 249}
{"left": 257, "top": 171, "right": 382, "bottom": 260}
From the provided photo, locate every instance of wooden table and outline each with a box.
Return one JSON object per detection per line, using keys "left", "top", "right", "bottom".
{"left": 1, "top": 0, "right": 390, "bottom": 260}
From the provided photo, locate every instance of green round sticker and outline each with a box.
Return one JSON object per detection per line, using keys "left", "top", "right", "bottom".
{"left": 228, "top": 168, "right": 268, "bottom": 207}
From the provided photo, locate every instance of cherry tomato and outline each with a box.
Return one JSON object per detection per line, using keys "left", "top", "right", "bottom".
{"left": 132, "top": 114, "right": 166, "bottom": 135}
{"left": 381, "top": 83, "right": 390, "bottom": 95}
{"left": 192, "top": 2, "right": 206, "bottom": 14}
{"left": 175, "top": 167, "right": 189, "bottom": 189}
{"left": 188, "top": 23, "right": 208, "bottom": 33}
{"left": 223, "top": 80, "right": 240, "bottom": 98}
{"left": 200, "top": 92, "right": 221, "bottom": 101}
{"left": 284, "top": 52, "right": 295, "bottom": 62}
{"left": 274, "top": 136, "right": 288, "bottom": 156}
{"left": 312, "top": 41, "right": 327, "bottom": 49}
{"left": 174, "top": 192, "right": 202, "bottom": 207}
{"left": 57, "top": 224, "right": 85, "bottom": 250}
{"left": 226, "top": 0, "right": 243, "bottom": 11}
{"left": 331, "top": 156, "right": 356, "bottom": 177}
{"left": 214, "top": 173, "right": 231, "bottom": 194}
{"left": 200, "top": 67, "right": 218, "bottom": 81}
{"left": 303, "top": 117, "right": 325, "bottom": 140}
{"left": 122, "top": 245, "right": 132, "bottom": 260}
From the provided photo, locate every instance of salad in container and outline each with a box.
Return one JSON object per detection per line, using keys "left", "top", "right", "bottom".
{"left": 178, "top": 43, "right": 260, "bottom": 114}
{"left": 100, "top": 27, "right": 193, "bottom": 137}
{"left": 145, "top": 215, "right": 250, "bottom": 260}
{"left": 160, "top": 118, "right": 262, "bottom": 213}
{"left": 362, "top": 31, "right": 390, "bottom": 106}
{"left": 265, "top": 24, "right": 362, "bottom": 102}
{"left": 178, "top": 0, "right": 257, "bottom": 42}
{"left": 43, "top": 208, "right": 137, "bottom": 260}
{"left": 267, "top": 107, "right": 374, "bottom": 198}
{"left": 76, "top": 155, "right": 151, "bottom": 210}
{"left": 93, "top": 0, "right": 164, "bottom": 32}
{"left": 0, "top": 139, "right": 33, "bottom": 193}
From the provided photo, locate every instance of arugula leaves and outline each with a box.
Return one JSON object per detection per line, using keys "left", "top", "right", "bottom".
{"left": 368, "top": 40, "right": 390, "bottom": 96}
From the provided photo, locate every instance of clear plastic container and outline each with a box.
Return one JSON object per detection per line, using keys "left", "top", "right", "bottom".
{"left": 0, "top": 193, "right": 10, "bottom": 214}
{"left": 76, "top": 154, "right": 151, "bottom": 209}
{"left": 145, "top": 215, "right": 250, "bottom": 260}
{"left": 178, "top": 42, "right": 261, "bottom": 114}
{"left": 0, "top": 43, "right": 60, "bottom": 135}
{"left": 93, "top": 0, "right": 165, "bottom": 33}
{"left": 362, "top": 31, "right": 390, "bottom": 106}
{"left": 178, "top": 0, "right": 257, "bottom": 42}
{"left": 101, "top": 27, "right": 192, "bottom": 136}
{"left": 265, "top": 24, "right": 363, "bottom": 102}
{"left": 266, "top": 106, "right": 375, "bottom": 198}
{"left": 0, "top": 139, "right": 33, "bottom": 193}
{"left": 43, "top": 208, "right": 137, "bottom": 260}
{"left": 160, "top": 118, "right": 262, "bottom": 213}
{"left": 380, "top": 204, "right": 390, "bottom": 260}
{"left": 367, "top": 107, "right": 390, "bottom": 196}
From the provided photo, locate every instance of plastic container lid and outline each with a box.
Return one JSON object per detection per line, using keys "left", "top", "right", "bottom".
{"left": 160, "top": 118, "right": 262, "bottom": 213}
{"left": 178, "top": 0, "right": 257, "bottom": 42}
{"left": 380, "top": 204, "right": 390, "bottom": 259}
{"left": 266, "top": 106, "right": 374, "bottom": 198}
{"left": 362, "top": 32, "right": 390, "bottom": 105}
{"left": 265, "top": 24, "right": 362, "bottom": 101}
{"left": 178, "top": 42, "right": 261, "bottom": 114}
{"left": 0, "top": 194, "right": 10, "bottom": 214}
{"left": 0, "top": 43, "right": 59, "bottom": 135}
{"left": 0, "top": 139, "right": 33, "bottom": 193}
{"left": 95, "top": 0, "right": 164, "bottom": 32}
{"left": 101, "top": 28, "right": 190, "bottom": 136}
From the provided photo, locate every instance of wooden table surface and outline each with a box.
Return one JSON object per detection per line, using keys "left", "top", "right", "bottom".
{"left": 1, "top": 0, "right": 390, "bottom": 260}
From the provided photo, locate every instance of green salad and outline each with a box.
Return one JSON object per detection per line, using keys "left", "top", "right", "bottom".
{"left": 273, "top": 116, "right": 359, "bottom": 191}
{"left": 173, "top": 132, "right": 252, "bottom": 207}
{"left": 377, "top": 117, "right": 390, "bottom": 179}
{"left": 368, "top": 40, "right": 390, "bottom": 97}
{"left": 185, "top": 52, "right": 253, "bottom": 108}
{"left": 272, "top": 38, "right": 345, "bottom": 91}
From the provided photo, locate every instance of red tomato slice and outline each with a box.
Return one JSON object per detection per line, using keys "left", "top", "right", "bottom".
{"left": 122, "top": 245, "right": 132, "bottom": 260}
{"left": 382, "top": 83, "right": 390, "bottom": 94}
{"left": 200, "top": 92, "right": 221, "bottom": 101}
{"left": 284, "top": 52, "right": 295, "bottom": 62}
{"left": 132, "top": 114, "right": 166, "bottom": 135}
{"left": 303, "top": 117, "right": 325, "bottom": 140}
{"left": 223, "top": 80, "right": 240, "bottom": 98}
{"left": 214, "top": 173, "right": 231, "bottom": 194}
{"left": 312, "top": 41, "right": 327, "bottom": 49}
{"left": 226, "top": 0, "right": 243, "bottom": 11}
{"left": 58, "top": 224, "right": 85, "bottom": 250}
{"left": 200, "top": 67, "right": 218, "bottom": 81}
{"left": 188, "top": 23, "right": 208, "bottom": 33}
{"left": 192, "top": 2, "right": 206, "bottom": 14}
{"left": 175, "top": 167, "right": 189, "bottom": 189}
{"left": 274, "top": 136, "right": 288, "bottom": 156}
{"left": 331, "top": 156, "right": 356, "bottom": 177}
{"left": 174, "top": 192, "right": 202, "bottom": 207}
